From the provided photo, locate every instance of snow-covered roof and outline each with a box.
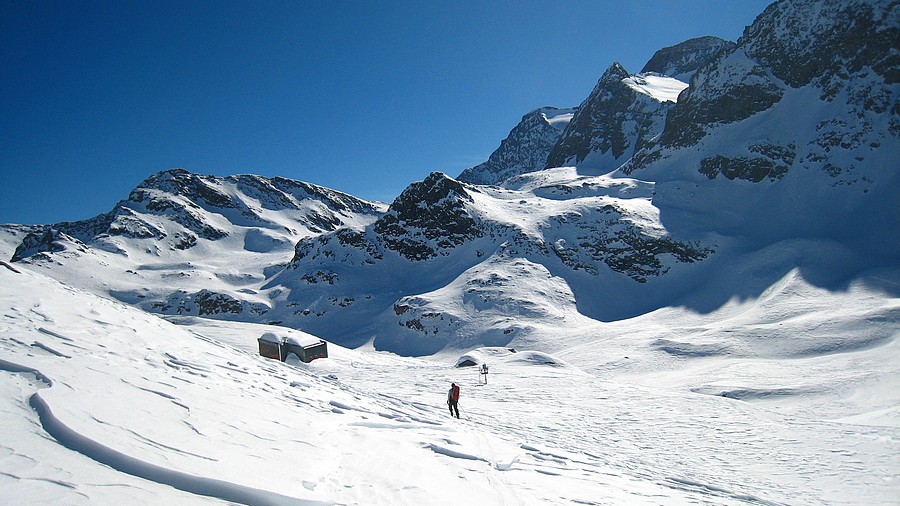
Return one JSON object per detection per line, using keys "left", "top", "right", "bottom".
{"left": 260, "top": 330, "right": 322, "bottom": 347}
{"left": 258, "top": 332, "right": 281, "bottom": 343}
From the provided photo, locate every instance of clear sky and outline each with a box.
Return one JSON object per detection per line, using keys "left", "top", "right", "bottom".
{"left": 1, "top": 0, "right": 773, "bottom": 225}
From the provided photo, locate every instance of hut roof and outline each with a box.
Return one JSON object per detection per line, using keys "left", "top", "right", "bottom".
{"left": 260, "top": 330, "right": 322, "bottom": 348}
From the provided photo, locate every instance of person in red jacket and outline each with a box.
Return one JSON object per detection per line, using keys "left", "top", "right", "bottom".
{"left": 447, "top": 382, "right": 460, "bottom": 418}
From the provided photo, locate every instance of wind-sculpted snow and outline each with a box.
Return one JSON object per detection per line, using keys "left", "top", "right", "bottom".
{"left": 0, "top": 359, "right": 53, "bottom": 387}
{"left": 27, "top": 389, "right": 324, "bottom": 506}
{"left": 2, "top": 267, "right": 572, "bottom": 504}
{"left": 4, "top": 254, "right": 900, "bottom": 504}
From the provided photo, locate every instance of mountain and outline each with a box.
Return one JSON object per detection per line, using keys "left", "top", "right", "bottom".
{"left": 545, "top": 36, "right": 732, "bottom": 172}
{"left": 457, "top": 107, "right": 575, "bottom": 184}
{"left": 459, "top": 37, "right": 730, "bottom": 186}
{"left": 622, "top": 0, "right": 899, "bottom": 256}
{"left": 9, "top": 169, "right": 385, "bottom": 318}
{"left": 458, "top": 63, "right": 686, "bottom": 185}
{"left": 273, "top": 0, "right": 898, "bottom": 351}
{"left": 543, "top": 62, "right": 688, "bottom": 172}
{"left": 457, "top": 107, "right": 575, "bottom": 186}
{"left": 267, "top": 168, "right": 719, "bottom": 353}
{"left": 6, "top": 0, "right": 899, "bottom": 357}
{"left": 14, "top": 168, "right": 383, "bottom": 257}
{"left": 640, "top": 36, "right": 736, "bottom": 82}
{"left": 3, "top": 2, "right": 900, "bottom": 501}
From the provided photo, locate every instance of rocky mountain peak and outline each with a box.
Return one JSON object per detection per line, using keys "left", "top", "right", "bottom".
{"left": 388, "top": 172, "right": 473, "bottom": 215}
{"left": 620, "top": 0, "right": 899, "bottom": 257}
{"left": 545, "top": 62, "right": 679, "bottom": 170}
{"left": 11, "top": 169, "right": 385, "bottom": 264}
{"left": 631, "top": 0, "right": 897, "bottom": 157}
{"left": 373, "top": 172, "right": 482, "bottom": 261}
{"left": 640, "top": 36, "right": 736, "bottom": 82}
{"left": 133, "top": 169, "right": 232, "bottom": 209}
{"left": 741, "top": 0, "right": 898, "bottom": 90}
{"left": 600, "top": 62, "right": 631, "bottom": 82}
{"left": 458, "top": 107, "right": 575, "bottom": 185}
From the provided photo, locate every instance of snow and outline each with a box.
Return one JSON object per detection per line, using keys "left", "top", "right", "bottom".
{"left": 541, "top": 108, "right": 576, "bottom": 130}
{"left": 621, "top": 73, "right": 689, "bottom": 103}
{"left": 2, "top": 260, "right": 898, "bottom": 505}
{"left": 3, "top": 2, "right": 898, "bottom": 502}
{"left": 261, "top": 329, "right": 321, "bottom": 348}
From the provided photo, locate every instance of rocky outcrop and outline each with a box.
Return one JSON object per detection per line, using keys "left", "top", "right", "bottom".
{"left": 628, "top": 0, "right": 897, "bottom": 161}
{"left": 640, "top": 36, "right": 736, "bottom": 82}
{"left": 547, "top": 204, "right": 712, "bottom": 283}
{"left": 618, "top": 0, "right": 899, "bottom": 256}
{"left": 374, "top": 172, "right": 483, "bottom": 260}
{"left": 458, "top": 107, "right": 574, "bottom": 185}
{"left": 290, "top": 172, "right": 484, "bottom": 266}
{"left": 545, "top": 63, "right": 682, "bottom": 171}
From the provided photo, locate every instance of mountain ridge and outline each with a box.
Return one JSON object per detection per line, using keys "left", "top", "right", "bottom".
{"left": 5, "top": 0, "right": 898, "bottom": 357}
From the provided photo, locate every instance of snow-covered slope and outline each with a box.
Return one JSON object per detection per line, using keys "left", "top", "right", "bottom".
{"left": 3, "top": 1, "right": 900, "bottom": 502}
{"left": 3, "top": 264, "right": 898, "bottom": 505}
{"left": 623, "top": 0, "right": 900, "bottom": 256}
{"left": 9, "top": 169, "right": 386, "bottom": 319}
{"left": 270, "top": 169, "right": 716, "bottom": 350}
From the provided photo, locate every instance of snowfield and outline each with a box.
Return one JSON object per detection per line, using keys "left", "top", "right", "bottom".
{"left": 2, "top": 264, "right": 897, "bottom": 505}
{"left": 2, "top": 3, "right": 898, "bottom": 502}
{"left": 621, "top": 73, "right": 690, "bottom": 103}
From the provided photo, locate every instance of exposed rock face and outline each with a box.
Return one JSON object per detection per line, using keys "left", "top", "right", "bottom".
{"left": 620, "top": 0, "right": 899, "bottom": 251}
{"left": 374, "top": 173, "right": 483, "bottom": 260}
{"left": 292, "top": 172, "right": 484, "bottom": 265}
{"left": 742, "top": 0, "right": 899, "bottom": 92}
{"left": 458, "top": 107, "right": 575, "bottom": 185}
{"left": 656, "top": 48, "right": 785, "bottom": 150}
{"left": 12, "top": 229, "right": 88, "bottom": 262}
{"left": 545, "top": 63, "right": 682, "bottom": 171}
{"left": 546, "top": 203, "right": 712, "bottom": 283}
{"left": 629, "top": 0, "right": 898, "bottom": 160}
{"left": 461, "top": 38, "right": 728, "bottom": 185}
{"left": 640, "top": 36, "right": 736, "bottom": 82}
{"left": 149, "top": 289, "right": 270, "bottom": 317}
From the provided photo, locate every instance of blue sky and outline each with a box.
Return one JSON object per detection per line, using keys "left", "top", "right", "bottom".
{"left": 1, "top": 0, "right": 772, "bottom": 225}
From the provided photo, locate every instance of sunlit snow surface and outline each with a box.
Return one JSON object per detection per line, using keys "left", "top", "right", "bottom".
{"left": 621, "top": 74, "right": 689, "bottom": 103}
{"left": 541, "top": 109, "right": 576, "bottom": 129}
{"left": 1, "top": 265, "right": 898, "bottom": 505}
